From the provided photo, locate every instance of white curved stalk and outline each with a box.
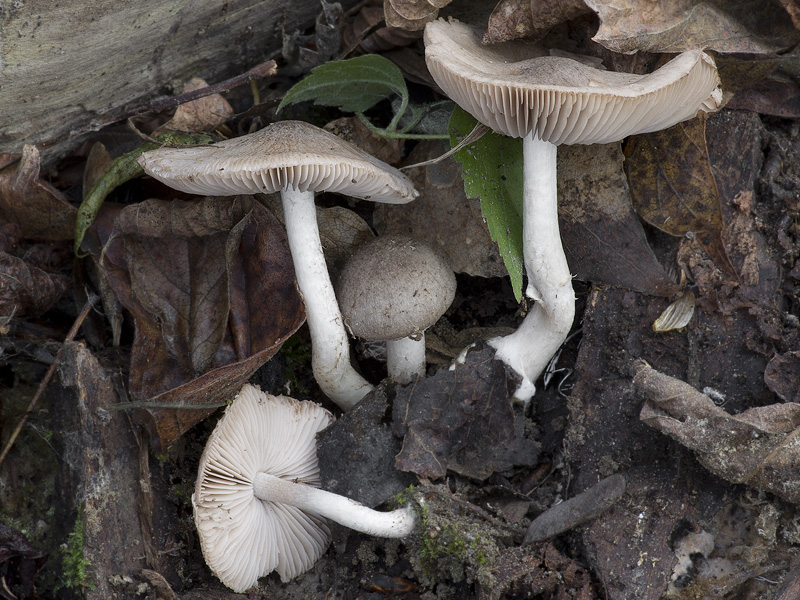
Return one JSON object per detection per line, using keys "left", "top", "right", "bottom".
{"left": 281, "top": 188, "right": 374, "bottom": 409}
{"left": 490, "top": 134, "right": 576, "bottom": 403}
{"left": 387, "top": 334, "right": 427, "bottom": 384}
{"left": 253, "top": 472, "right": 416, "bottom": 538}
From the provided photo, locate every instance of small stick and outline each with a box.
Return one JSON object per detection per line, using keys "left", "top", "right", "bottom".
{"left": 0, "top": 294, "right": 98, "bottom": 467}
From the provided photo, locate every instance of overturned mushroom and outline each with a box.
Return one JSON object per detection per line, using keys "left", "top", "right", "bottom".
{"left": 138, "top": 121, "right": 418, "bottom": 409}
{"left": 193, "top": 383, "right": 416, "bottom": 592}
{"left": 424, "top": 19, "right": 722, "bottom": 402}
{"left": 337, "top": 235, "right": 456, "bottom": 384}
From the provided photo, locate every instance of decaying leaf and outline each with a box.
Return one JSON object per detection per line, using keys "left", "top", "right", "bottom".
{"left": 384, "top": 0, "right": 448, "bottom": 30}
{"left": 0, "top": 145, "right": 76, "bottom": 241}
{"left": 483, "top": 0, "right": 590, "bottom": 44}
{"left": 586, "top": 0, "right": 800, "bottom": 54}
{"left": 324, "top": 116, "right": 404, "bottom": 165}
{"left": 342, "top": 5, "right": 421, "bottom": 55}
{"left": 559, "top": 143, "right": 679, "bottom": 297}
{"left": 637, "top": 361, "right": 800, "bottom": 505}
{"left": 393, "top": 342, "right": 540, "bottom": 480}
{"left": 764, "top": 352, "right": 800, "bottom": 403}
{"left": 625, "top": 116, "right": 736, "bottom": 279}
{"left": 87, "top": 196, "right": 305, "bottom": 451}
{"left": 374, "top": 140, "right": 507, "bottom": 279}
{"left": 155, "top": 77, "right": 234, "bottom": 135}
{"left": 0, "top": 252, "right": 69, "bottom": 319}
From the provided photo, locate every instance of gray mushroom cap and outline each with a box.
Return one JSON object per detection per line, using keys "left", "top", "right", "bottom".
{"left": 337, "top": 235, "right": 456, "bottom": 341}
{"left": 424, "top": 19, "right": 723, "bottom": 143}
{"left": 192, "top": 384, "right": 334, "bottom": 592}
{"left": 138, "top": 120, "right": 418, "bottom": 203}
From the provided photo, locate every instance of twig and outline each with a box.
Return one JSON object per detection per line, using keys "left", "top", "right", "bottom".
{"left": 0, "top": 294, "right": 98, "bottom": 467}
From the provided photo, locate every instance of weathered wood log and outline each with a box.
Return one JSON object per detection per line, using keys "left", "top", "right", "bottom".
{"left": 0, "top": 0, "right": 354, "bottom": 160}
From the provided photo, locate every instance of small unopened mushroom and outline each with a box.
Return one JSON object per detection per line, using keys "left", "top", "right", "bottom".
{"left": 138, "top": 121, "right": 418, "bottom": 409}
{"left": 193, "top": 383, "right": 415, "bottom": 593}
{"left": 424, "top": 19, "right": 722, "bottom": 402}
{"left": 337, "top": 235, "right": 456, "bottom": 384}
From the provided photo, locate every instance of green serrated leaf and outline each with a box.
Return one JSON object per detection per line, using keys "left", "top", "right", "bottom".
{"left": 449, "top": 106, "right": 524, "bottom": 302}
{"left": 278, "top": 54, "right": 408, "bottom": 114}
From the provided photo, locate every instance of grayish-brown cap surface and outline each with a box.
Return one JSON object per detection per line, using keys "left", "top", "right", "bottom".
{"left": 138, "top": 120, "right": 418, "bottom": 203}
{"left": 192, "top": 384, "right": 334, "bottom": 592}
{"left": 337, "top": 235, "right": 456, "bottom": 341}
{"left": 424, "top": 19, "right": 722, "bottom": 143}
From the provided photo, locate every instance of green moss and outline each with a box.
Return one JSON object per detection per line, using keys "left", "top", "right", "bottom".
{"left": 58, "top": 505, "right": 94, "bottom": 592}
{"left": 281, "top": 335, "right": 313, "bottom": 396}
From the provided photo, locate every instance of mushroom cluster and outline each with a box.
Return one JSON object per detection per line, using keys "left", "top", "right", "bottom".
{"left": 424, "top": 18, "right": 722, "bottom": 402}
{"left": 193, "top": 384, "right": 415, "bottom": 592}
{"left": 138, "top": 121, "right": 418, "bottom": 409}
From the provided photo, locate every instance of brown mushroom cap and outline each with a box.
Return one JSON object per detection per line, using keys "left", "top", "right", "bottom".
{"left": 192, "top": 384, "right": 334, "bottom": 592}
{"left": 337, "top": 235, "right": 456, "bottom": 341}
{"left": 138, "top": 120, "right": 418, "bottom": 203}
{"left": 424, "top": 19, "right": 722, "bottom": 143}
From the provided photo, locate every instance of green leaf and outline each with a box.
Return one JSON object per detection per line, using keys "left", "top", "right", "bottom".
{"left": 278, "top": 54, "right": 408, "bottom": 114}
{"left": 449, "top": 106, "right": 524, "bottom": 302}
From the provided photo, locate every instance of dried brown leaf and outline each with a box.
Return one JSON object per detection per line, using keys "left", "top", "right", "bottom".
{"left": 625, "top": 116, "right": 736, "bottom": 279}
{"left": 559, "top": 143, "right": 679, "bottom": 296}
{"left": 483, "top": 0, "right": 590, "bottom": 44}
{"left": 155, "top": 77, "right": 234, "bottom": 134}
{"left": 0, "top": 252, "right": 68, "bottom": 318}
{"left": 342, "top": 6, "right": 421, "bottom": 55}
{"left": 0, "top": 145, "right": 76, "bottom": 241}
{"left": 384, "top": 0, "right": 438, "bottom": 30}
{"left": 637, "top": 361, "right": 800, "bottom": 504}
{"left": 392, "top": 342, "right": 539, "bottom": 480}
{"left": 586, "top": 0, "right": 800, "bottom": 54}
{"left": 764, "top": 352, "right": 800, "bottom": 403}
{"left": 374, "top": 140, "right": 507, "bottom": 278}
{"left": 89, "top": 196, "right": 305, "bottom": 451}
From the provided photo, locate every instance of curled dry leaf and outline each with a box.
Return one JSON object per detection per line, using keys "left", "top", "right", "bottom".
{"left": 341, "top": 6, "right": 421, "bottom": 55}
{"left": 483, "top": 0, "right": 590, "bottom": 45}
{"left": 586, "top": 0, "right": 800, "bottom": 54}
{"left": 155, "top": 77, "right": 234, "bottom": 134}
{"left": 384, "top": 0, "right": 449, "bottom": 30}
{"left": 392, "top": 342, "right": 540, "bottom": 480}
{"left": 0, "top": 145, "right": 76, "bottom": 241}
{"left": 0, "top": 252, "right": 69, "bottom": 319}
{"left": 87, "top": 196, "right": 305, "bottom": 451}
{"left": 636, "top": 361, "right": 800, "bottom": 505}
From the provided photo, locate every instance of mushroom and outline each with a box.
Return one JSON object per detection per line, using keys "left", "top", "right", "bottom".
{"left": 193, "top": 383, "right": 416, "bottom": 593}
{"left": 424, "top": 19, "right": 722, "bottom": 402}
{"left": 138, "top": 121, "right": 418, "bottom": 409}
{"left": 337, "top": 235, "right": 456, "bottom": 384}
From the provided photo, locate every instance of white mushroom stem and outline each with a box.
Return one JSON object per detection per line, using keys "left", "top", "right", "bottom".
{"left": 490, "top": 135, "right": 576, "bottom": 403}
{"left": 253, "top": 472, "right": 416, "bottom": 538}
{"left": 281, "top": 188, "right": 374, "bottom": 409}
{"left": 386, "top": 335, "right": 427, "bottom": 384}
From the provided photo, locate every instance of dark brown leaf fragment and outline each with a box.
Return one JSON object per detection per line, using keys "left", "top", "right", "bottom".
{"left": 393, "top": 341, "right": 539, "bottom": 480}
{"left": 0, "top": 145, "right": 76, "bottom": 241}
{"left": 765, "top": 352, "right": 800, "bottom": 404}
{"left": 0, "top": 252, "right": 68, "bottom": 318}
{"left": 483, "top": 0, "right": 590, "bottom": 44}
